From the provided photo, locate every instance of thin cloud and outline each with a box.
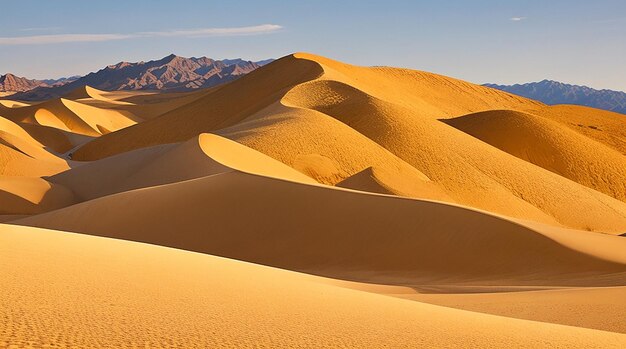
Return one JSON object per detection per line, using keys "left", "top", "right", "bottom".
{"left": 140, "top": 24, "right": 283, "bottom": 38}
{"left": 19, "top": 26, "right": 62, "bottom": 32}
{"left": 509, "top": 17, "right": 527, "bottom": 21}
{"left": 0, "top": 24, "right": 283, "bottom": 45}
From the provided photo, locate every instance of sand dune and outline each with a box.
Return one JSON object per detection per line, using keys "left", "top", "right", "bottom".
{"left": 0, "top": 116, "right": 69, "bottom": 177}
{"left": 46, "top": 133, "right": 315, "bottom": 202}
{"left": 67, "top": 86, "right": 211, "bottom": 121}
{"left": 16, "top": 168, "right": 626, "bottom": 287}
{"left": 2, "top": 52, "right": 626, "bottom": 346}
{"left": 446, "top": 109, "right": 626, "bottom": 201}
{"left": 63, "top": 53, "right": 626, "bottom": 233}
{"left": 527, "top": 104, "right": 626, "bottom": 155}
{"left": 0, "top": 176, "right": 74, "bottom": 215}
{"left": 0, "top": 99, "right": 31, "bottom": 108}
{"left": 2, "top": 224, "right": 625, "bottom": 348}
{"left": 1, "top": 96, "right": 139, "bottom": 136}
{"left": 336, "top": 165, "right": 451, "bottom": 199}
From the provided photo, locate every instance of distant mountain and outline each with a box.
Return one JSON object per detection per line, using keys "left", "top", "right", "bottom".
{"left": 484, "top": 80, "right": 626, "bottom": 115}
{"left": 0, "top": 73, "right": 78, "bottom": 94}
{"left": 0, "top": 74, "right": 44, "bottom": 92}
{"left": 7, "top": 55, "right": 274, "bottom": 101}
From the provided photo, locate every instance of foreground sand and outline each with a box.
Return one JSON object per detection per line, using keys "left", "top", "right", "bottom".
{"left": 2, "top": 224, "right": 625, "bottom": 348}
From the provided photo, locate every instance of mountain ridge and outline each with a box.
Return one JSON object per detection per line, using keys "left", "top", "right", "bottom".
{"left": 484, "top": 80, "right": 626, "bottom": 115}
{"left": 0, "top": 73, "right": 78, "bottom": 94}
{"left": 3, "top": 55, "right": 274, "bottom": 101}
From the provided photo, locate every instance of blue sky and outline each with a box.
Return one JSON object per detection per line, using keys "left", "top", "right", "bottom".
{"left": 1, "top": 0, "right": 625, "bottom": 91}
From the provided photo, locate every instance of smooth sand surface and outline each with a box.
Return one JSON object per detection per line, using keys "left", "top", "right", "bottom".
{"left": 404, "top": 286, "right": 626, "bottom": 334}
{"left": 446, "top": 109, "right": 626, "bottom": 201}
{"left": 2, "top": 224, "right": 626, "bottom": 348}
{"left": 1, "top": 52, "right": 626, "bottom": 347}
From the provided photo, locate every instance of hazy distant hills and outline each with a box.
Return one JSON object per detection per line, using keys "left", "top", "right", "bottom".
{"left": 485, "top": 80, "right": 626, "bottom": 115}
{"left": 3, "top": 54, "right": 273, "bottom": 101}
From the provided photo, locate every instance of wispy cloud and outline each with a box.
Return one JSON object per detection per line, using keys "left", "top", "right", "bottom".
{"left": 0, "top": 24, "right": 283, "bottom": 45}
{"left": 19, "top": 26, "right": 62, "bottom": 32}
{"left": 509, "top": 17, "right": 527, "bottom": 21}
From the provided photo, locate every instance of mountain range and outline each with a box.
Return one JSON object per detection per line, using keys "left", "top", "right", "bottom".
{"left": 485, "top": 80, "right": 626, "bottom": 115}
{"left": 0, "top": 74, "right": 79, "bottom": 94}
{"left": 1, "top": 54, "right": 273, "bottom": 101}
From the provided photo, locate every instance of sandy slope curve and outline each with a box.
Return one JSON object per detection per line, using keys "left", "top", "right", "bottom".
{"left": 406, "top": 286, "right": 626, "bottom": 334}
{"left": 336, "top": 165, "right": 451, "bottom": 199}
{"left": 47, "top": 133, "right": 315, "bottom": 202}
{"left": 446, "top": 109, "right": 626, "bottom": 201}
{"left": 218, "top": 101, "right": 448, "bottom": 199}
{"left": 0, "top": 176, "right": 74, "bottom": 215}
{"left": 279, "top": 60, "right": 626, "bottom": 233}
{"left": 1, "top": 97, "right": 138, "bottom": 136}
{"left": 2, "top": 224, "right": 625, "bottom": 348}
{"left": 14, "top": 169, "right": 626, "bottom": 287}
{"left": 524, "top": 104, "right": 626, "bottom": 155}
{"left": 0, "top": 115, "right": 69, "bottom": 176}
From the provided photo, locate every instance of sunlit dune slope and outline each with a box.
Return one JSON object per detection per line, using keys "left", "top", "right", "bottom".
{"left": 217, "top": 102, "right": 448, "bottom": 200}
{"left": 0, "top": 100, "right": 31, "bottom": 108}
{"left": 336, "top": 165, "right": 450, "bottom": 199}
{"left": 0, "top": 115, "right": 68, "bottom": 176}
{"left": 0, "top": 176, "right": 74, "bottom": 215}
{"left": 2, "top": 224, "right": 625, "bottom": 348}
{"left": 446, "top": 109, "right": 626, "bottom": 201}
{"left": 523, "top": 104, "right": 626, "bottom": 155}
{"left": 0, "top": 95, "right": 139, "bottom": 136}
{"left": 278, "top": 78, "right": 626, "bottom": 232}
{"left": 47, "top": 133, "right": 315, "bottom": 202}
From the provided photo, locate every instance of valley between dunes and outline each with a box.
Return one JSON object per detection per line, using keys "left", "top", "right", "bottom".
{"left": 1, "top": 53, "right": 625, "bottom": 348}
